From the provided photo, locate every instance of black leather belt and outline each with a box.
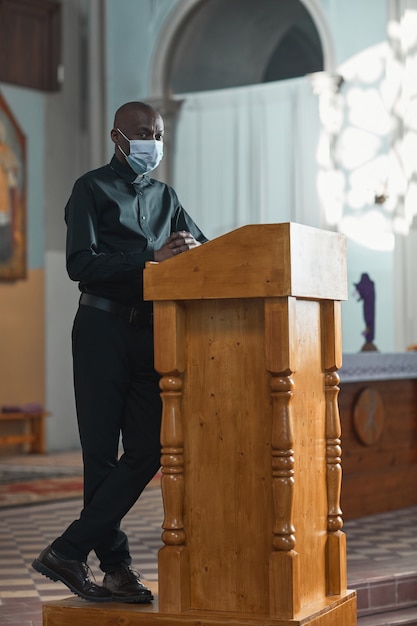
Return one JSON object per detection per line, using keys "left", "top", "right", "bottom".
{"left": 79, "top": 293, "right": 153, "bottom": 327}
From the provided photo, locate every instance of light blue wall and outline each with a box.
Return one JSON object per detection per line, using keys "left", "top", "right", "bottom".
{"left": 321, "top": 0, "right": 388, "bottom": 65}
{"left": 105, "top": 0, "right": 177, "bottom": 134}
{"left": 0, "top": 84, "right": 45, "bottom": 269}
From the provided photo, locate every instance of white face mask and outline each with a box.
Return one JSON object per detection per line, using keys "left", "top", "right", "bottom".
{"left": 117, "top": 128, "right": 163, "bottom": 175}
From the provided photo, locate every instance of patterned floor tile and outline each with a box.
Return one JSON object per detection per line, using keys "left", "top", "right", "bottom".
{"left": 0, "top": 487, "right": 162, "bottom": 606}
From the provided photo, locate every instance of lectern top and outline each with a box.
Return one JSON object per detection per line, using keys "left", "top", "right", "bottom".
{"left": 144, "top": 222, "right": 347, "bottom": 302}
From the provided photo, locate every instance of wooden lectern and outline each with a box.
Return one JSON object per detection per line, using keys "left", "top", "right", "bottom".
{"left": 43, "top": 223, "right": 355, "bottom": 626}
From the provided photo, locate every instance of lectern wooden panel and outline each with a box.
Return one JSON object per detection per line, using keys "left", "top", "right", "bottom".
{"left": 43, "top": 223, "right": 355, "bottom": 626}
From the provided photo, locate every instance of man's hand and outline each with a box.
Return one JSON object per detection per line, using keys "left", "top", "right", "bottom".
{"left": 154, "top": 231, "right": 202, "bottom": 262}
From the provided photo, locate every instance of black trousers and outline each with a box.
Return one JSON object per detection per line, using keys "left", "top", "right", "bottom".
{"left": 52, "top": 304, "right": 162, "bottom": 572}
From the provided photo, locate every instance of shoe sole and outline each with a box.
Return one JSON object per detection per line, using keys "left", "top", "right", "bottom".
{"left": 111, "top": 594, "right": 154, "bottom": 604}
{"left": 32, "top": 558, "right": 112, "bottom": 603}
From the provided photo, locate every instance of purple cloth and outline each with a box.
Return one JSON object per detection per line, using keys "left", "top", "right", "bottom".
{"left": 354, "top": 273, "right": 375, "bottom": 343}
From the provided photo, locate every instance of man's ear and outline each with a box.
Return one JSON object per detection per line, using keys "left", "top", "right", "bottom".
{"left": 110, "top": 128, "right": 118, "bottom": 144}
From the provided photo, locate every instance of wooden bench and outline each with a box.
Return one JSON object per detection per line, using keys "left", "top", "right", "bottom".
{"left": 0, "top": 411, "right": 49, "bottom": 453}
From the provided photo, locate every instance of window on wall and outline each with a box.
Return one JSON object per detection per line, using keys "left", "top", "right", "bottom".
{"left": 0, "top": 0, "right": 62, "bottom": 92}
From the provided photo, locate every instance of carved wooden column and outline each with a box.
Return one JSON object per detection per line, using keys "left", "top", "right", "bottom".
{"left": 265, "top": 297, "right": 299, "bottom": 619}
{"left": 322, "top": 300, "right": 346, "bottom": 595}
{"left": 152, "top": 300, "right": 190, "bottom": 612}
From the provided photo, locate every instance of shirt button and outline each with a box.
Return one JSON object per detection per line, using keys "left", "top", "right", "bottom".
{"left": 148, "top": 237, "right": 153, "bottom": 242}
{"left": 139, "top": 191, "right": 143, "bottom": 196}
{"left": 142, "top": 216, "right": 146, "bottom": 220}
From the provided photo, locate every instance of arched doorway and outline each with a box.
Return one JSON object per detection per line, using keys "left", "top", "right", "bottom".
{"left": 166, "top": 0, "right": 323, "bottom": 93}
{"left": 150, "top": 0, "right": 335, "bottom": 97}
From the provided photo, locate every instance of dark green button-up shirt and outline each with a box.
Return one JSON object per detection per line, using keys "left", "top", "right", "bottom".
{"left": 65, "top": 155, "right": 207, "bottom": 307}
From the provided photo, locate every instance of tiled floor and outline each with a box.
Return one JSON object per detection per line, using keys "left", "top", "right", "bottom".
{"left": 1, "top": 452, "right": 417, "bottom": 625}
{"left": 0, "top": 488, "right": 161, "bottom": 625}
{"left": 346, "top": 508, "right": 417, "bottom": 624}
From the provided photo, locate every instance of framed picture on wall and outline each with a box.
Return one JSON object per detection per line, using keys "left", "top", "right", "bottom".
{"left": 0, "top": 89, "right": 26, "bottom": 281}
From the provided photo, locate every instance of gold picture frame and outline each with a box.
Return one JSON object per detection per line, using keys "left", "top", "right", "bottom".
{"left": 0, "top": 89, "right": 26, "bottom": 281}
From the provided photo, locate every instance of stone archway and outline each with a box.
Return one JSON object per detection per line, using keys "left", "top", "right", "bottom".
{"left": 149, "top": 0, "right": 335, "bottom": 98}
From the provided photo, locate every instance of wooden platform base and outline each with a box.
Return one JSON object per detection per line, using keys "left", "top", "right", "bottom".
{"left": 43, "top": 591, "right": 357, "bottom": 626}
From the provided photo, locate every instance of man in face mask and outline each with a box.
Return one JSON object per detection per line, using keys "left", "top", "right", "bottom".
{"left": 32, "top": 102, "right": 207, "bottom": 603}
{"left": 114, "top": 112, "right": 164, "bottom": 177}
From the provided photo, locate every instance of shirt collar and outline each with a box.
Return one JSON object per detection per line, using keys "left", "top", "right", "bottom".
{"left": 109, "top": 155, "right": 153, "bottom": 186}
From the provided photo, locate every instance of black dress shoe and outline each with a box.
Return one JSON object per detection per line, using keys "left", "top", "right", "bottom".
{"left": 103, "top": 564, "right": 153, "bottom": 603}
{"left": 32, "top": 545, "right": 112, "bottom": 602}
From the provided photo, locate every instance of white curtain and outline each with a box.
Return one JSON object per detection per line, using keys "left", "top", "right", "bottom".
{"left": 172, "top": 77, "right": 320, "bottom": 240}
{"left": 387, "top": 0, "right": 417, "bottom": 349}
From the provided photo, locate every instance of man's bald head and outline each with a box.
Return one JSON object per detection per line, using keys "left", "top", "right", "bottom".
{"left": 113, "top": 101, "right": 157, "bottom": 129}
